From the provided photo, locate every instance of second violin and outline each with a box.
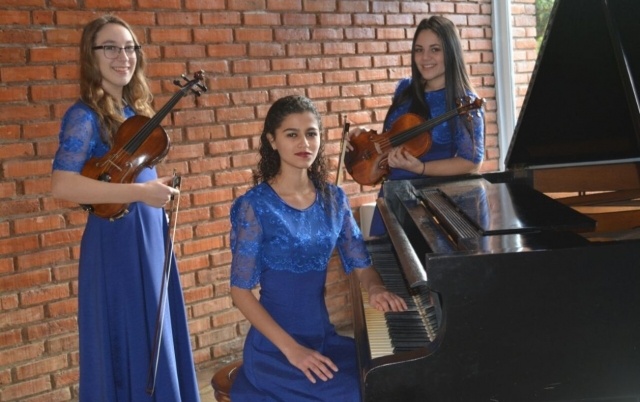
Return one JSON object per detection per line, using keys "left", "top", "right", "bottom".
{"left": 344, "top": 96, "right": 484, "bottom": 186}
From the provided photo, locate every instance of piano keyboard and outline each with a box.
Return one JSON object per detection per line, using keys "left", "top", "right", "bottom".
{"left": 363, "top": 241, "right": 441, "bottom": 359}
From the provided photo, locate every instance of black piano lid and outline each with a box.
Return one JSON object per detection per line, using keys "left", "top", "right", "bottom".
{"left": 505, "top": 0, "right": 640, "bottom": 169}
{"left": 434, "top": 178, "right": 596, "bottom": 235}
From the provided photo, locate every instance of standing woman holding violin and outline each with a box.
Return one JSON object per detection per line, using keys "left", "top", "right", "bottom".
{"left": 51, "top": 15, "right": 200, "bottom": 402}
{"left": 348, "top": 16, "right": 485, "bottom": 237}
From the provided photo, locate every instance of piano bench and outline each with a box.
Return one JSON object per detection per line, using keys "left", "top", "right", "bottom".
{"left": 210, "top": 360, "right": 242, "bottom": 402}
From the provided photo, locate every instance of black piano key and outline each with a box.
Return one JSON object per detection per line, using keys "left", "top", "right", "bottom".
{"left": 366, "top": 242, "right": 441, "bottom": 353}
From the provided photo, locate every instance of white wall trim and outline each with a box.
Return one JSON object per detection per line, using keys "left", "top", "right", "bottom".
{"left": 491, "top": 0, "right": 517, "bottom": 171}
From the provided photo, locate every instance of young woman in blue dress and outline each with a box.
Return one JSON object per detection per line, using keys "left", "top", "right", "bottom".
{"left": 348, "top": 16, "right": 486, "bottom": 237}
{"left": 229, "top": 95, "right": 407, "bottom": 401}
{"left": 51, "top": 15, "right": 199, "bottom": 401}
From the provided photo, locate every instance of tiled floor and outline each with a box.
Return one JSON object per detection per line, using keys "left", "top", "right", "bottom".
{"left": 197, "top": 367, "right": 216, "bottom": 402}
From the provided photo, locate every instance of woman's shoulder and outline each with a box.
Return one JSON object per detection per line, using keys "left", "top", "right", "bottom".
{"left": 321, "top": 183, "right": 344, "bottom": 197}
{"left": 66, "top": 99, "right": 95, "bottom": 114}
{"left": 232, "top": 183, "right": 269, "bottom": 208}
{"left": 395, "top": 77, "right": 412, "bottom": 93}
{"left": 321, "top": 183, "right": 350, "bottom": 208}
{"left": 62, "top": 100, "right": 98, "bottom": 122}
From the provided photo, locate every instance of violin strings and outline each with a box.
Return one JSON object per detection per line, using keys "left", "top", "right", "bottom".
{"left": 372, "top": 107, "right": 462, "bottom": 152}
{"left": 123, "top": 85, "right": 189, "bottom": 154}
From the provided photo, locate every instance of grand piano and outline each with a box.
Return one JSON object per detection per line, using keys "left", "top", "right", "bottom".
{"left": 350, "top": 0, "right": 640, "bottom": 400}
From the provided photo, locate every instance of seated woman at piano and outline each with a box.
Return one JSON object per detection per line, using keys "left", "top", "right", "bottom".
{"left": 348, "top": 16, "right": 485, "bottom": 237}
{"left": 229, "top": 95, "right": 407, "bottom": 401}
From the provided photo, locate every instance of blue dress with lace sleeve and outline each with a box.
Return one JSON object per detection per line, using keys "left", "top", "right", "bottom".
{"left": 51, "top": 100, "right": 200, "bottom": 401}
{"left": 52, "top": 101, "right": 114, "bottom": 172}
{"left": 229, "top": 182, "right": 370, "bottom": 401}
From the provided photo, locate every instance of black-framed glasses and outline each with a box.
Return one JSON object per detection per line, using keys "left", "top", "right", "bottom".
{"left": 92, "top": 45, "right": 141, "bottom": 59}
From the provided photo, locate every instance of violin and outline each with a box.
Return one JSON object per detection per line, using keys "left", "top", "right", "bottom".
{"left": 81, "top": 71, "right": 206, "bottom": 220}
{"left": 343, "top": 96, "right": 485, "bottom": 186}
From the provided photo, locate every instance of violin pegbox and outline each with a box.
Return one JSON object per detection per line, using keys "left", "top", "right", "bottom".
{"left": 456, "top": 96, "right": 485, "bottom": 120}
{"left": 172, "top": 70, "right": 207, "bottom": 97}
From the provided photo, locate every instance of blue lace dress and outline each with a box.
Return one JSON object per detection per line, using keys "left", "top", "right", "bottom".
{"left": 369, "top": 77, "right": 486, "bottom": 236}
{"left": 52, "top": 101, "right": 200, "bottom": 402}
{"left": 229, "top": 182, "right": 371, "bottom": 402}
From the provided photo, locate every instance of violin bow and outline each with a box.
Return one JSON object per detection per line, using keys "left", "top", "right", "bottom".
{"left": 336, "top": 115, "right": 350, "bottom": 186}
{"left": 146, "top": 170, "right": 182, "bottom": 395}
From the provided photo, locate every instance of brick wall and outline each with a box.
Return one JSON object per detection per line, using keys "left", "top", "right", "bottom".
{"left": 0, "top": 1, "right": 538, "bottom": 400}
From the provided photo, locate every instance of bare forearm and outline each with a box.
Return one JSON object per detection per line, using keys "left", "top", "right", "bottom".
{"left": 354, "top": 267, "right": 408, "bottom": 312}
{"left": 421, "top": 157, "right": 480, "bottom": 176}
{"left": 51, "top": 170, "right": 145, "bottom": 204}
{"left": 354, "top": 266, "right": 385, "bottom": 293}
{"left": 230, "top": 286, "right": 298, "bottom": 355}
{"left": 51, "top": 169, "right": 177, "bottom": 209}
{"left": 389, "top": 148, "right": 480, "bottom": 177}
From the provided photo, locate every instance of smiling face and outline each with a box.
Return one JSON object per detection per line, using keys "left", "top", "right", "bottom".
{"left": 267, "top": 111, "right": 321, "bottom": 174}
{"left": 93, "top": 23, "right": 137, "bottom": 99}
{"left": 413, "top": 28, "right": 446, "bottom": 91}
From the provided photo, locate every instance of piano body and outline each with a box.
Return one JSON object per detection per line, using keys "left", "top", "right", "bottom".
{"left": 351, "top": 0, "right": 640, "bottom": 400}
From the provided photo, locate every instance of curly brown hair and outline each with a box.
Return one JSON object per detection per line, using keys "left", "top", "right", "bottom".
{"left": 79, "top": 15, "right": 154, "bottom": 145}
{"left": 254, "top": 95, "right": 329, "bottom": 193}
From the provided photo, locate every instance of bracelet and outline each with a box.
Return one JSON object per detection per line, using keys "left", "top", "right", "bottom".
{"left": 421, "top": 162, "right": 426, "bottom": 176}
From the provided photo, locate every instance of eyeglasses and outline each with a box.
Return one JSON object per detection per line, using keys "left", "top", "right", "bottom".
{"left": 92, "top": 45, "right": 141, "bottom": 59}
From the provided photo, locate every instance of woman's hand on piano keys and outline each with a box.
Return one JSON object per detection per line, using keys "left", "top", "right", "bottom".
{"left": 368, "top": 285, "right": 408, "bottom": 313}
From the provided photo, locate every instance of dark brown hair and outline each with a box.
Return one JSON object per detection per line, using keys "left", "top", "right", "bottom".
{"left": 384, "top": 16, "right": 475, "bottom": 127}
{"left": 254, "top": 95, "right": 329, "bottom": 194}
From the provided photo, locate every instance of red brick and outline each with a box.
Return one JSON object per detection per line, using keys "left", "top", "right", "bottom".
{"left": 23, "top": 387, "right": 73, "bottom": 402}
{"left": 25, "top": 317, "right": 78, "bottom": 341}
{"left": 0, "top": 329, "right": 22, "bottom": 348}
{"left": 0, "top": 29, "right": 43, "bottom": 44}
{"left": 1, "top": 376, "right": 51, "bottom": 401}
{"left": 0, "top": 0, "right": 534, "bottom": 396}
{"left": 0, "top": 104, "right": 51, "bottom": 123}
{"left": 0, "top": 142, "right": 34, "bottom": 159}
{"left": 267, "top": 0, "right": 302, "bottom": 11}
{"left": 201, "top": 11, "right": 241, "bottom": 25}
{"left": 20, "top": 284, "right": 71, "bottom": 306}
{"left": 34, "top": 46, "right": 80, "bottom": 64}
{"left": 191, "top": 296, "right": 233, "bottom": 318}
{"left": 185, "top": 0, "right": 225, "bottom": 10}
{"left": 183, "top": 285, "right": 215, "bottom": 304}
{"left": 46, "top": 332, "right": 78, "bottom": 353}
{"left": 0, "top": 47, "right": 26, "bottom": 63}
{"left": 16, "top": 355, "right": 69, "bottom": 380}
{"left": 228, "top": 0, "right": 266, "bottom": 11}
{"left": 138, "top": 0, "right": 180, "bottom": 9}
{"left": 207, "top": 43, "right": 247, "bottom": 58}
{"left": 0, "top": 86, "right": 28, "bottom": 103}
{"left": 0, "top": 235, "right": 40, "bottom": 256}
{"left": 178, "top": 254, "right": 211, "bottom": 274}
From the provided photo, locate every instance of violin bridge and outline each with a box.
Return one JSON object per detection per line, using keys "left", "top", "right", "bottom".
{"left": 374, "top": 142, "right": 383, "bottom": 154}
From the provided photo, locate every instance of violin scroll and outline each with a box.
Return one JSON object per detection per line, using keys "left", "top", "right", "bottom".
{"left": 173, "top": 70, "right": 207, "bottom": 96}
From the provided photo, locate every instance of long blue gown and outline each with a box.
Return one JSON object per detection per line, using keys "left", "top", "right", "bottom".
{"left": 229, "top": 182, "right": 371, "bottom": 402}
{"left": 52, "top": 101, "right": 200, "bottom": 402}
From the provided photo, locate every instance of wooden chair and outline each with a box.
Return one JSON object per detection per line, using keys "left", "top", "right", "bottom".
{"left": 210, "top": 360, "right": 242, "bottom": 402}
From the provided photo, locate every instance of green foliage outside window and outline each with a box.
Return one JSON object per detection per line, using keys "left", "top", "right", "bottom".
{"left": 536, "top": 0, "right": 555, "bottom": 49}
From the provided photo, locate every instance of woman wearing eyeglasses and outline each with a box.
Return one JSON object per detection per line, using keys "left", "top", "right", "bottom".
{"left": 51, "top": 15, "right": 200, "bottom": 402}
